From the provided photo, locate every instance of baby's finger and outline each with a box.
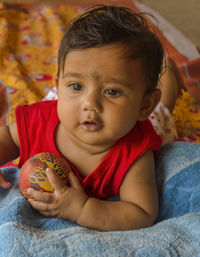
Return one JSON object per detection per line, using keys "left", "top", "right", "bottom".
{"left": 27, "top": 187, "right": 54, "bottom": 203}
{"left": 46, "top": 168, "right": 66, "bottom": 192}
{"left": 28, "top": 198, "right": 54, "bottom": 214}
{"left": 39, "top": 210, "right": 55, "bottom": 217}
{"left": 68, "top": 172, "right": 81, "bottom": 189}
{"left": 0, "top": 170, "right": 11, "bottom": 189}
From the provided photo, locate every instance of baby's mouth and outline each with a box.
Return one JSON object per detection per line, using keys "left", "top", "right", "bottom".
{"left": 80, "top": 121, "right": 102, "bottom": 132}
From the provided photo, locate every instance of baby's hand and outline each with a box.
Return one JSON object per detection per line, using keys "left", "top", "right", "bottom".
{"left": 0, "top": 169, "right": 11, "bottom": 189}
{"left": 27, "top": 168, "right": 89, "bottom": 221}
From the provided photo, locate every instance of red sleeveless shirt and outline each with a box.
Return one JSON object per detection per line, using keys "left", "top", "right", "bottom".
{"left": 16, "top": 100, "right": 162, "bottom": 198}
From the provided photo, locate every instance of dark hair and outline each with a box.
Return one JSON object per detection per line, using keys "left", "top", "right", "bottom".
{"left": 57, "top": 5, "right": 164, "bottom": 92}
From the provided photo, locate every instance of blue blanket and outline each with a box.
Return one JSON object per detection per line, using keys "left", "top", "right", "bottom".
{"left": 1, "top": 142, "right": 200, "bottom": 257}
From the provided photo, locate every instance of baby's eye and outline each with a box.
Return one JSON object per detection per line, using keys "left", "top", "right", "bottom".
{"left": 69, "top": 83, "right": 83, "bottom": 91}
{"left": 104, "top": 88, "right": 121, "bottom": 96}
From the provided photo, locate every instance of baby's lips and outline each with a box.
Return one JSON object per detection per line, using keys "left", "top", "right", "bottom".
{"left": 81, "top": 121, "right": 101, "bottom": 131}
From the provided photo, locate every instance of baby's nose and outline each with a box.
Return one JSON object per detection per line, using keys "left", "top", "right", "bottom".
{"left": 82, "top": 92, "right": 102, "bottom": 113}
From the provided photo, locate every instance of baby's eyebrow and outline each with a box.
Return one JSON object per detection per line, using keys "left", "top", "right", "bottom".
{"left": 62, "top": 71, "right": 131, "bottom": 88}
{"left": 105, "top": 77, "right": 132, "bottom": 89}
{"left": 62, "top": 71, "right": 83, "bottom": 79}
{"left": 90, "top": 71, "right": 131, "bottom": 88}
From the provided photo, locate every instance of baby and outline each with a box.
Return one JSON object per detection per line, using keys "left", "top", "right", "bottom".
{"left": 0, "top": 5, "right": 183, "bottom": 231}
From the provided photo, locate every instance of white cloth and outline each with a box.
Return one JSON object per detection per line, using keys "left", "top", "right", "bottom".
{"left": 149, "top": 102, "right": 178, "bottom": 145}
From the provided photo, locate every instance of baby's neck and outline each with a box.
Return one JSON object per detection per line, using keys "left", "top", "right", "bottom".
{"left": 55, "top": 124, "right": 113, "bottom": 176}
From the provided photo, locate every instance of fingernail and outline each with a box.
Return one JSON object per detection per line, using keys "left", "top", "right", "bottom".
{"left": 46, "top": 167, "right": 51, "bottom": 173}
{"left": 2, "top": 183, "right": 11, "bottom": 189}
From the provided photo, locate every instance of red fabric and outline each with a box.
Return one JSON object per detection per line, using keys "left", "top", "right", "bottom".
{"left": 16, "top": 100, "right": 162, "bottom": 198}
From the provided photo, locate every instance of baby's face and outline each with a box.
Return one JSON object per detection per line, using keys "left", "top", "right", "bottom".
{"left": 57, "top": 43, "right": 153, "bottom": 150}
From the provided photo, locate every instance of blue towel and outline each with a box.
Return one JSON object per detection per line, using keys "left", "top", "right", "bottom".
{"left": 0, "top": 142, "right": 200, "bottom": 257}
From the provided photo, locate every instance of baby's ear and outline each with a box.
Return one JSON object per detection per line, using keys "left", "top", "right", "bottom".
{"left": 138, "top": 89, "right": 161, "bottom": 121}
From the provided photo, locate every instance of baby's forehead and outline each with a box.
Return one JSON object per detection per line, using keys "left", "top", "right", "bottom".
{"left": 62, "top": 44, "right": 142, "bottom": 71}
{"left": 63, "top": 43, "right": 143, "bottom": 67}
{"left": 60, "top": 45, "right": 146, "bottom": 90}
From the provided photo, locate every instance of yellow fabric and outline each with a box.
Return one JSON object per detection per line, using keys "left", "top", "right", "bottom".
{"left": 173, "top": 90, "right": 200, "bottom": 143}
{"left": 0, "top": 4, "right": 77, "bottom": 122}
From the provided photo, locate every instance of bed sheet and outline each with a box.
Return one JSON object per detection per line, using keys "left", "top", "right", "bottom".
{"left": 1, "top": 142, "right": 200, "bottom": 256}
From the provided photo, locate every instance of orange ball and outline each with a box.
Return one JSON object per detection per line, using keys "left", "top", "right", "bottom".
{"left": 19, "top": 152, "right": 71, "bottom": 199}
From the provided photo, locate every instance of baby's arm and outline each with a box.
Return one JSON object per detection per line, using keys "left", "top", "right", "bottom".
{"left": 0, "top": 121, "right": 20, "bottom": 188}
{"left": 77, "top": 150, "right": 158, "bottom": 231}
{"left": 28, "top": 150, "right": 158, "bottom": 231}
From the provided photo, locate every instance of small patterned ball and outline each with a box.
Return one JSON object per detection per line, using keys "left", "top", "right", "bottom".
{"left": 19, "top": 152, "right": 71, "bottom": 199}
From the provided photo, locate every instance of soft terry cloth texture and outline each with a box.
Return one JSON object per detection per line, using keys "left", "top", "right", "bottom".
{"left": 0, "top": 142, "right": 200, "bottom": 257}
